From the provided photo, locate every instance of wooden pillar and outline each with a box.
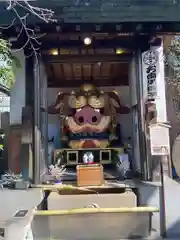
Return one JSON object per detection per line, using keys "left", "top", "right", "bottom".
{"left": 20, "top": 55, "right": 34, "bottom": 180}
{"left": 23, "top": 55, "right": 44, "bottom": 184}
{"left": 39, "top": 61, "right": 48, "bottom": 167}
{"left": 25, "top": 56, "right": 34, "bottom": 107}
{"left": 33, "top": 58, "right": 41, "bottom": 184}
{"left": 135, "top": 50, "right": 150, "bottom": 181}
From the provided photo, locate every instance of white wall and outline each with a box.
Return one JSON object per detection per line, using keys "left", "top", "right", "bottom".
{"left": 47, "top": 86, "right": 133, "bottom": 142}
{"left": 10, "top": 50, "right": 25, "bottom": 125}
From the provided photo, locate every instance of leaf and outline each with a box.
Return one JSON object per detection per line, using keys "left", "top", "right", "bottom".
{"left": 0, "top": 39, "right": 21, "bottom": 90}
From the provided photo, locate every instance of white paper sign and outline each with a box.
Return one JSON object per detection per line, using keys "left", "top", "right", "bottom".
{"left": 150, "top": 125, "right": 170, "bottom": 155}
{"left": 142, "top": 50, "right": 159, "bottom": 100}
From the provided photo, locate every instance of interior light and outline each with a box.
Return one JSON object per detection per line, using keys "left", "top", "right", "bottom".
{"left": 50, "top": 49, "right": 58, "bottom": 55}
{"left": 84, "top": 37, "right": 92, "bottom": 45}
{"left": 116, "top": 48, "right": 126, "bottom": 54}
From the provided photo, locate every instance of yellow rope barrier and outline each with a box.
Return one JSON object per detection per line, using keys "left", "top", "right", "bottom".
{"left": 32, "top": 184, "right": 110, "bottom": 189}
{"left": 32, "top": 184, "right": 107, "bottom": 193}
{"left": 34, "top": 207, "right": 159, "bottom": 216}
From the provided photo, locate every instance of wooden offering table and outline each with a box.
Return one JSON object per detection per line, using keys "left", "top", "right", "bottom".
{"left": 76, "top": 164, "right": 104, "bottom": 187}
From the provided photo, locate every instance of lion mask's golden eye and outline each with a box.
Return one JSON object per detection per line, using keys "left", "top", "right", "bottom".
{"left": 68, "top": 95, "right": 87, "bottom": 108}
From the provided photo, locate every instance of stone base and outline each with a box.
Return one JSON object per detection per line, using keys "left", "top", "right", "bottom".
{"left": 48, "top": 190, "right": 137, "bottom": 210}
{"left": 32, "top": 212, "right": 151, "bottom": 240}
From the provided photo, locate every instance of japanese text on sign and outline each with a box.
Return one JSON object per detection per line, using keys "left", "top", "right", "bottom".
{"left": 146, "top": 65, "right": 157, "bottom": 99}
{"left": 142, "top": 50, "right": 158, "bottom": 100}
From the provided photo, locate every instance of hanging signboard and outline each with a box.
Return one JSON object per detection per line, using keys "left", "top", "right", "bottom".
{"left": 142, "top": 50, "right": 159, "bottom": 100}
{"left": 149, "top": 124, "right": 170, "bottom": 155}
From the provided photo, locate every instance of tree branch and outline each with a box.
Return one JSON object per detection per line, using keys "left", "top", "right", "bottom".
{"left": 7, "top": 0, "right": 56, "bottom": 23}
{"left": 1, "top": 0, "right": 57, "bottom": 61}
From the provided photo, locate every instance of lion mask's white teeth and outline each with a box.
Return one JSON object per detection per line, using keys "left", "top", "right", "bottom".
{"left": 94, "top": 109, "right": 100, "bottom": 112}
{"left": 76, "top": 108, "right": 82, "bottom": 112}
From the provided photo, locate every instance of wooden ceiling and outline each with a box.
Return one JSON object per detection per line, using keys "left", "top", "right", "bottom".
{"left": 42, "top": 33, "right": 130, "bottom": 87}
{"left": 46, "top": 61, "right": 128, "bottom": 87}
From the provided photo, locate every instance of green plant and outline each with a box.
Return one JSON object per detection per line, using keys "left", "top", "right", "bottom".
{"left": 166, "top": 37, "right": 180, "bottom": 120}
{"left": 0, "top": 39, "right": 20, "bottom": 91}
{"left": 0, "top": 133, "right": 4, "bottom": 151}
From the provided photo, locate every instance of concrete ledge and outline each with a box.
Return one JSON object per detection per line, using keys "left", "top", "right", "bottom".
{"left": 0, "top": 189, "right": 43, "bottom": 240}
{"left": 0, "top": 210, "right": 34, "bottom": 240}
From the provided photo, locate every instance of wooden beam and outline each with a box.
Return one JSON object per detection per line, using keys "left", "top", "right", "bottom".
{"left": 11, "top": 38, "right": 139, "bottom": 51}
{"left": 38, "top": 39, "right": 136, "bottom": 50}
{"left": 43, "top": 54, "right": 132, "bottom": 64}
{"left": 47, "top": 77, "right": 129, "bottom": 88}
{"left": 3, "top": 21, "right": 180, "bottom": 39}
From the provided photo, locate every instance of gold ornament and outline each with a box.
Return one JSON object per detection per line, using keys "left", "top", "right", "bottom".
{"left": 80, "top": 84, "right": 96, "bottom": 92}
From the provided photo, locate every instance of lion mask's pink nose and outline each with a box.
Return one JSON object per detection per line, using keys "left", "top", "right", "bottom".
{"left": 74, "top": 106, "right": 101, "bottom": 125}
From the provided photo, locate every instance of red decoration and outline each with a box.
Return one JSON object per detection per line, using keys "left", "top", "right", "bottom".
{"left": 82, "top": 140, "right": 97, "bottom": 148}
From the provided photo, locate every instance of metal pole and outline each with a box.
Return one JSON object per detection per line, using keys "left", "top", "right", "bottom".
{"left": 135, "top": 50, "right": 150, "bottom": 181}
{"left": 39, "top": 61, "right": 48, "bottom": 168}
{"left": 159, "top": 155, "right": 167, "bottom": 238}
{"left": 43, "top": 63, "right": 48, "bottom": 167}
{"left": 33, "top": 58, "right": 41, "bottom": 184}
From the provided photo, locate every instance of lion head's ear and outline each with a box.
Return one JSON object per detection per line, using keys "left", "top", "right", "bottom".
{"left": 107, "top": 91, "right": 130, "bottom": 114}
{"left": 48, "top": 92, "right": 69, "bottom": 114}
{"left": 108, "top": 91, "right": 121, "bottom": 108}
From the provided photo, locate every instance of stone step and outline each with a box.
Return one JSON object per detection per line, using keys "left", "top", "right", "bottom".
{"left": 32, "top": 207, "right": 159, "bottom": 240}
